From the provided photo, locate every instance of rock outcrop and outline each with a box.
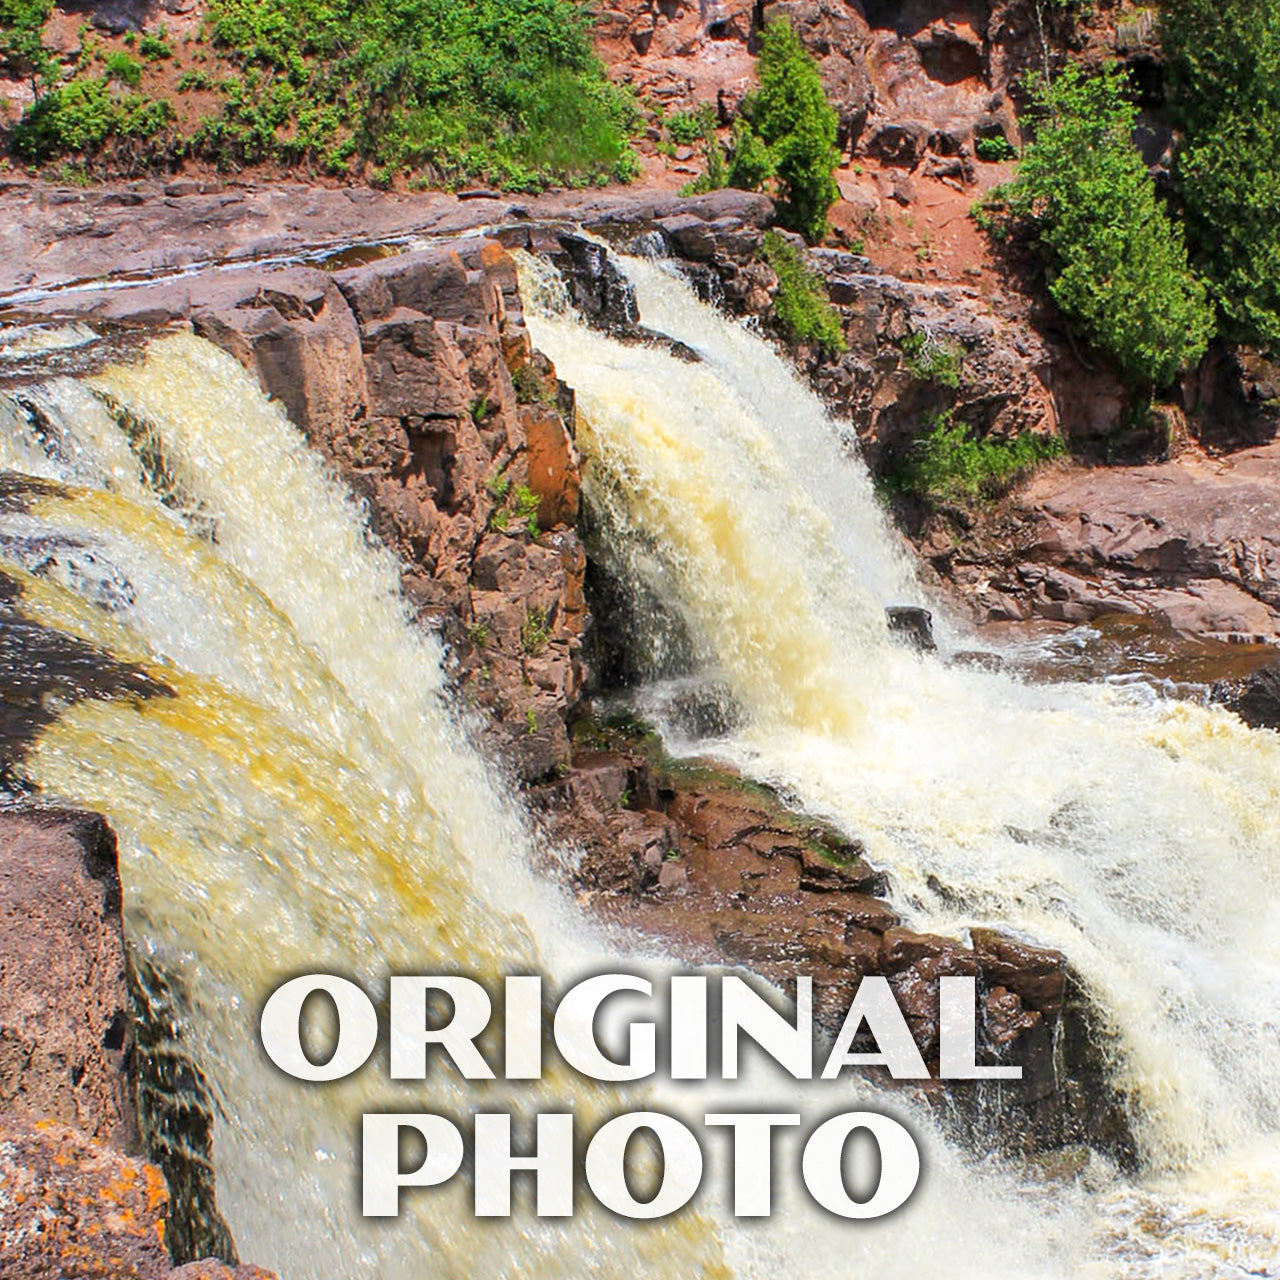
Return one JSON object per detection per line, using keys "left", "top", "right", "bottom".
{"left": 0, "top": 809, "right": 276, "bottom": 1278}
{"left": 922, "top": 440, "right": 1280, "bottom": 641}
{"left": 533, "top": 721, "right": 1131, "bottom": 1160}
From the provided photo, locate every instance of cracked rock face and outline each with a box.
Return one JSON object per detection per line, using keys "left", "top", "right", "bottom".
{"left": 928, "top": 442, "right": 1280, "bottom": 640}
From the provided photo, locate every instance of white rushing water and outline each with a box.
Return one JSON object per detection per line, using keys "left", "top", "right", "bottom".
{"left": 0, "top": 253, "right": 1276, "bottom": 1279}
{"left": 523, "top": 253, "right": 1280, "bottom": 1275}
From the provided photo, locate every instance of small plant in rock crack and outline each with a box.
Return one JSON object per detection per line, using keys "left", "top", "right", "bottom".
{"left": 521, "top": 606, "right": 550, "bottom": 655}
{"left": 467, "top": 619, "right": 490, "bottom": 649}
{"left": 901, "top": 328, "right": 963, "bottom": 388}
{"left": 526, "top": 706, "right": 539, "bottom": 734}
{"left": 486, "top": 470, "right": 512, "bottom": 502}
{"left": 487, "top": 474, "right": 540, "bottom": 537}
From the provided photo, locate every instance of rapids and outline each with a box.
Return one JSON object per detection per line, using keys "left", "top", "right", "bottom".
{"left": 0, "top": 249, "right": 1275, "bottom": 1277}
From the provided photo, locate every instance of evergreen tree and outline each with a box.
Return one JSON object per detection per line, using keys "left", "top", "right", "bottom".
{"left": 1163, "top": 0, "right": 1280, "bottom": 348}
{"left": 1002, "top": 63, "right": 1213, "bottom": 389}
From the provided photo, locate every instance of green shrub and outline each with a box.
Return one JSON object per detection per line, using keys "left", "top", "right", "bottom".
{"left": 762, "top": 230, "right": 847, "bottom": 351}
{"left": 1164, "top": 0, "right": 1280, "bottom": 348}
{"left": 13, "top": 76, "right": 174, "bottom": 159}
{"left": 677, "top": 105, "right": 727, "bottom": 196}
{"left": 0, "top": 0, "right": 54, "bottom": 87}
{"left": 901, "top": 329, "right": 963, "bottom": 387}
{"left": 726, "top": 116, "right": 774, "bottom": 190}
{"left": 974, "top": 133, "right": 1016, "bottom": 162}
{"left": 138, "top": 32, "right": 173, "bottom": 60}
{"left": 103, "top": 49, "right": 143, "bottom": 86}
{"left": 747, "top": 19, "right": 839, "bottom": 242}
{"left": 668, "top": 103, "right": 715, "bottom": 146}
{"left": 999, "top": 63, "right": 1214, "bottom": 390}
{"left": 203, "top": 0, "right": 638, "bottom": 187}
{"left": 895, "top": 410, "right": 1064, "bottom": 505}
{"left": 177, "top": 69, "right": 213, "bottom": 91}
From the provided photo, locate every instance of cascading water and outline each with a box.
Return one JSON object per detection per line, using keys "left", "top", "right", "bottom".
{"left": 0, "top": 252, "right": 1276, "bottom": 1279}
{"left": 523, "top": 252, "right": 1280, "bottom": 1276}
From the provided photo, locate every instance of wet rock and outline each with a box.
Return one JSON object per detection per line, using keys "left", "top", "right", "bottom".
{"left": 548, "top": 232, "right": 640, "bottom": 335}
{"left": 886, "top": 604, "right": 937, "bottom": 651}
{"left": 1212, "top": 661, "right": 1280, "bottom": 731}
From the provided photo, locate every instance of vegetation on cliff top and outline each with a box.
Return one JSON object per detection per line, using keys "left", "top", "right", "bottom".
{"left": 992, "top": 63, "right": 1213, "bottom": 390}
{"left": 3, "top": 0, "right": 638, "bottom": 189}
{"left": 681, "top": 19, "right": 839, "bottom": 244}
{"left": 1163, "top": 0, "right": 1280, "bottom": 349}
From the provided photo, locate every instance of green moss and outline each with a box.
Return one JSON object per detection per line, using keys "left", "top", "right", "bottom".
{"left": 762, "top": 230, "right": 847, "bottom": 352}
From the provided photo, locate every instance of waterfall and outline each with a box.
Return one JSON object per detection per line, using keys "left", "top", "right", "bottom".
{"left": 0, "top": 265, "right": 1277, "bottom": 1278}
{"left": 523, "top": 254, "right": 1280, "bottom": 1273}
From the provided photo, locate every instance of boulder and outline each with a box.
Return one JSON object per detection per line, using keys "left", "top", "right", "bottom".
{"left": 1212, "top": 661, "right": 1280, "bottom": 731}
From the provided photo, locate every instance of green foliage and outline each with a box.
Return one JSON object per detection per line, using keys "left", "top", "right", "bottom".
{"left": 726, "top": 116, "right": 774, "bottom": 191}
{"left": 674, "top": 101, "right": 727, "bottom": 196}
{"left": 668, "top": 103, "right": 715, "bottom": 145}
{"left": 0, "top": 0, "right": 54, "bottom": 86}
{"left": 488, "top": 477, "right": 540, "bottom": 537}
{"left": 1163, "top": 0, "right": 1280, "bottom": 347}
{"left": 974, "top": 132, "right": 1016, "bottom": 162}
{"left": 999, "top": 63, "right": 1213, "bottom": 389}
{"left": 13, "top": 75, "right": 174, "bottom": 160}
{"left": 138, "top": 32, "right": 173, "bottom": 60}
{"left": 894, "top": 410, "right": 1065, "bottom": 506}
{"left": 762, "top": 230, "right": 847, "bottom": 352}
{"left": 511, "top": 484, "right": 540, "bottom": 538}
{"left": 747, "top": 19, "right": 839, "bottom": 242}
{"left": 177, "top": 69, "right": 213, "bottom": 91}
{"left": 901, "top": 329, "right": 963, "bottom": 387}
{"left": 202, "top": 0, "right": 637, "bottom": 187}
{"left": 521, "top": 605, "right": 550, "bottom": 654}
{"left": 512, "top": 362, "right": 552, "bottom": 405}
{"left": 103, "top": 49, "right": 143, "bottom": 86}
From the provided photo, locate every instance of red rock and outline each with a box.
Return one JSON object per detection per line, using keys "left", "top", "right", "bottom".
{"left": 522, "top": 404, "right": 580, "bottom": 529}
{"left": 0, "top": 810, "right": 136, "bottom": 1149}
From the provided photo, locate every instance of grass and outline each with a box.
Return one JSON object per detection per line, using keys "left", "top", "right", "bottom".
{"left": 762, "top": 230, "right": 847, "bottom": 352}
